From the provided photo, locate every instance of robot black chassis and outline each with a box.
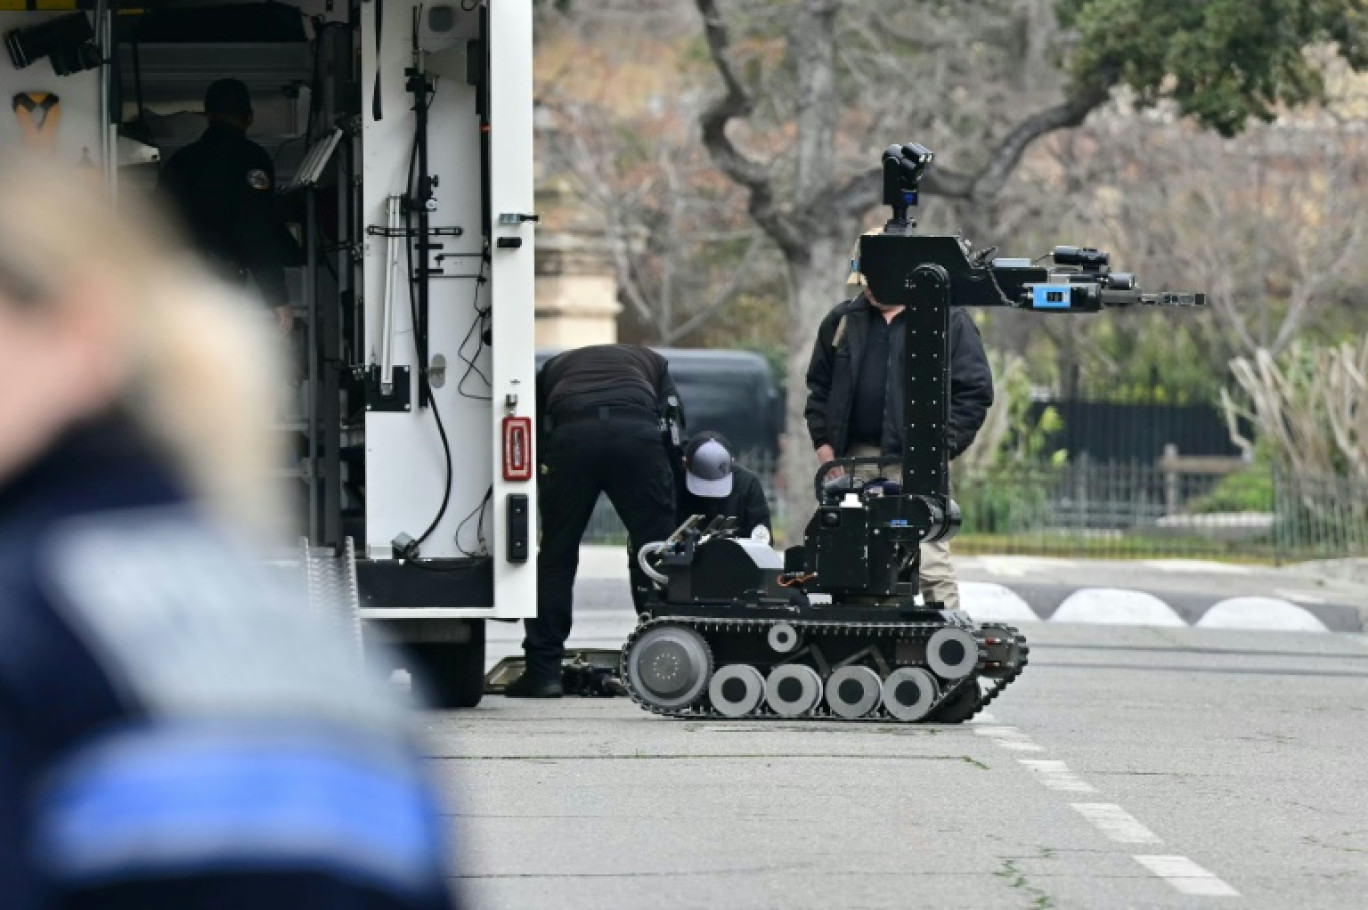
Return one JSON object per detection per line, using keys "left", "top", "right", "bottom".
{"left": 619, "top": 143, "right": 1204, "bottom": 724}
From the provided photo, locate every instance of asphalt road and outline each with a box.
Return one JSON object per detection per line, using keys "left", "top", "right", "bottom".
{"left": 429, "top": 556, "right": 1368, "bottom": 909}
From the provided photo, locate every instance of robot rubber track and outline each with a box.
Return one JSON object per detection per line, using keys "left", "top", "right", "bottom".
{"left": 620, "top": 612, "right": 1029, "bottom": 723}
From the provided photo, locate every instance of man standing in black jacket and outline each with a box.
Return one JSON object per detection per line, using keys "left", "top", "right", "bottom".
{"left": 804, "top": 234, "right": 994, "bottom": 610}
{"left": 508, "top": 344, "right": 684, "bottom": 698}
{"left": 677, "top": 432, "right": 772, "bottom": 541}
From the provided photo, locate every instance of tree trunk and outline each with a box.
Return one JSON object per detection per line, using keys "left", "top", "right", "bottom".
{"left": 779, "top": 232, "right": 850, "bottom": 543}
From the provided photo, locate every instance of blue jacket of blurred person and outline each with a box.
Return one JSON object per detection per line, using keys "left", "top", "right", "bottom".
{"left": 0, "top": 156, "right": 460, "bottom": 909}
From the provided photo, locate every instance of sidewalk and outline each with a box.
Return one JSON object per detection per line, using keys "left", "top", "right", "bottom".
{"left": 1291, "top": 557, "right": 1368, "bottom": 588}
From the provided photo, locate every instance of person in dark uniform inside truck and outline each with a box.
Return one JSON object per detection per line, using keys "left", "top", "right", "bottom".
{"left": 506, "top": 344, "right": 684, "bottom": 699}
{"left": 156, "top": 78, "right": 294, "bottom": 335}
{"left": 676, "top": 431, "right": 772, "bottom": 543}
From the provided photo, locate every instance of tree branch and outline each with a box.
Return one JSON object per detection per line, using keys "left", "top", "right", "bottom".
{"left": 976, "top": 78, "right": 1116, "bottom": 199}
{"left": 826, "top": 163, "right": 974, "bottom": 221}
{"left": 669, "top": 231, "right": 767, "bottom": 342}
{"left": 793, "top": 0, "right": 841, "bottom": 199}
{"left": 828, "top": 77, "right": 1115, "bottom": 220}
{"left": 602, "top": 212, "right": 661, "bottom": 334}
{"left": 694, "top": 0, "right": 808, "bottom": 260}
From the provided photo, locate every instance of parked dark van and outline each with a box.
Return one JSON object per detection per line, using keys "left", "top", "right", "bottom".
{"left": 535, "top": 347, "right": 782, "bottom": 460}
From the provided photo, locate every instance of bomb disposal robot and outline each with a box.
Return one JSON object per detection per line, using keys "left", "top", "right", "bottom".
{"left": 623, "top": 143, "right": 1205, "bottom": 723}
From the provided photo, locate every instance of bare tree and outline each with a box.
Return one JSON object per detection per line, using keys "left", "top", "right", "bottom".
{"left": 692, "top": 0, "right": 1113, "bottom": 537}
{"left": 534, "top": 3, "right": 777, "bottom": 347}
{"left": 1082, "top": 112, "right": 1368, "bottom": 365}
{"left": 1224, "top": 337, "right": 1368, "bottom": 483}
{"left": 535, "top": 0, "right": 1366, "bottom": 537}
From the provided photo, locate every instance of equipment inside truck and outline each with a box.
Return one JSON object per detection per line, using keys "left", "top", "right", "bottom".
{"left": 0, "top": 0, "right": 539, "bottom": 708}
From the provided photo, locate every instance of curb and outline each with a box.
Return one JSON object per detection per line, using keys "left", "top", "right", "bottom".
{"left": 958, "top": 581, "right": 1363, "bottom": 634}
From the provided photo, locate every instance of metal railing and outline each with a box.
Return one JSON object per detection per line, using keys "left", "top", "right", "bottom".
{"left": 949, "top": 462, "right": 1368, "bottom": 563}
{"left": 576, "top": 454, "right": 1368, "bottom": 564}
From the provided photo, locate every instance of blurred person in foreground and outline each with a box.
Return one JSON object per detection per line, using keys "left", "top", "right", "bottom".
{"left": 677, "top": 431, "right": 771, "bottom": 543}
{"left": 0, "top": 156, "right": 459, "bottom": 910}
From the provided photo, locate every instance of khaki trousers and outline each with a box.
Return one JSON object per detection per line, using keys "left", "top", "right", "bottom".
{"left": 847, "top": 444, "right": 960, "bottom": 610}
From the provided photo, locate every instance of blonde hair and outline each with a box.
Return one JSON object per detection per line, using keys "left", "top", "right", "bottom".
{"left": 0, "top": 154, "right": 287, "bottom": 536}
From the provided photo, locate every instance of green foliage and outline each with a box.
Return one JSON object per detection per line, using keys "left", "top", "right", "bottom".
{"left": 1188, "top": 469, "right": 1274, "bottom": 514}
{"left": 1087, "top": 317, "right": 1224, "bottom": 404}
{"left": 954, "top": 353, "right": 1064, "bottom": 533}
{"left": 1023, "top": 405, "right": 1068, "bottom": 466}
{"left": 998, "top": 355, "right": 1068, "bottom": 468}
{"left": 1059, "top": 0, "right": 1368, "bottom": 134}
{"left": 957, "top": 479, "right": 1054, "bottom": 535}
{"left": 740, "top": 342, "right": 787, "bottom": 387}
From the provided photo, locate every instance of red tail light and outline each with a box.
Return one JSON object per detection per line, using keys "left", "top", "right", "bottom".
{"left": 503, "top": 416, "right": 533, "bottom": 481}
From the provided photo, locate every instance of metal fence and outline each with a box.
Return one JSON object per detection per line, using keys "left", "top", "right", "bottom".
{"left": 579, "top": 454, "right": 1368, "bottom": 564}
{"left": 949, "top": 461, "right": 1368, "bottom": 563}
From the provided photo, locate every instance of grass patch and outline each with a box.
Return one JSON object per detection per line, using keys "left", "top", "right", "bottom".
{"left": 954, "top": 533, "right": 1278, "bottom": 564}
{"left": 995, "top": 857, "right": 1055, "bottom": 909}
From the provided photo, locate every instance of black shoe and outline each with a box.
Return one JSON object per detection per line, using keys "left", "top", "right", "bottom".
{"left": 504, "top": 672, "right": 564, "bottom": 698}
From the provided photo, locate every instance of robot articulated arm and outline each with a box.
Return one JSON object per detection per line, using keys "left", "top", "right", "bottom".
{"left": 869, "top": 141, "right": 1207, "bottom": 314}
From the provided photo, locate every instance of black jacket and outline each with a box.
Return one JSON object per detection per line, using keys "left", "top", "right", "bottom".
{"left": 0, "top": 419, "right": 458, "bottom": 910}
{"left": 676, "top": 464, "right": 771, "bottom": 536}
{"left": 537, "top": 344, "right": 683, "bottom": 429}
{"left": 804, "top": 292, "right": 993, "bottom": 458}
{"left": 156, "top": 122, "right": 292, "bottom": 309}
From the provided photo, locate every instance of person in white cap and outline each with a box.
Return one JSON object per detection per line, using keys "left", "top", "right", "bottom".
{"left": 678, "top": 431, "right": 771, "bottom": 543}
{"left": 802, "top": 231, "right": 994, "bottom": 610}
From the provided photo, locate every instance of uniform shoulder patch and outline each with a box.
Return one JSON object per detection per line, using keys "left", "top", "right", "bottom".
{"left": 245, "top": 168, "right": 271, "bottom": 190}
{"left": 38, "top": 506, "right": 406, "bottom": 735}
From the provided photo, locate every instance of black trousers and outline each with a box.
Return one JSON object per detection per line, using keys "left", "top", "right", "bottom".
{"left": 524, "top": 419, "right": 677, "bottom": 678}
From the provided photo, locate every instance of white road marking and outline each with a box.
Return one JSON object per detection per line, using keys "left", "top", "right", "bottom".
{"left": 1071, "top": 803, "right": 1163, "bottom": 844}
{"left": 972, "top": 725, "right": 1045, "bottom": 752}
{"left": 1019, "top": 759, "right": 1098, "bottom": 793}
{"left": 1134, "top": 855, "right": 1240, "bottom": 897}
{"left": 1052, "top": 589, "right": 1187, "bottom": 627}
{"left": 960, "top": 582, "right": 1040, "bottom": 623}
{"left": 1197, "top": 597, "right": 1329, "bottom": 633}
{"left": 1141, "top": 560, "right": 1251, "bottom": 575}
{"left": 969, "top": 711, "right": 997, "bottom": 724}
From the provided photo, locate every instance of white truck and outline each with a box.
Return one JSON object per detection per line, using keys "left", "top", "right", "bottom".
{"left": 0, "top": 0, "right": 539, "bottom": 707}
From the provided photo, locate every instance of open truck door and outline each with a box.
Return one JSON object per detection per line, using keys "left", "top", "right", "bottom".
{"left": 0, "top": 0, "right": 538, "bottom": 707}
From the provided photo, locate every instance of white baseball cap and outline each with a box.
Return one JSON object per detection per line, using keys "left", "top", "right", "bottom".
{"left": 685, "top": 437, "right": 734, "bottom": 498}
